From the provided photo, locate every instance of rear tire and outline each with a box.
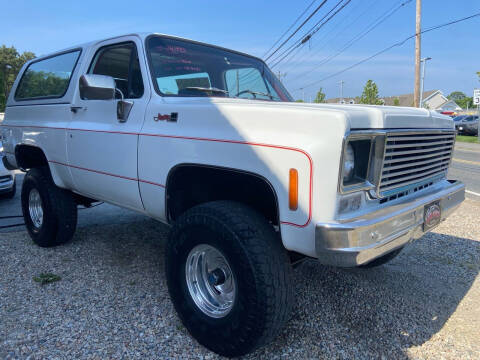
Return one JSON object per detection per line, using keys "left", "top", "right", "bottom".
{"left": 166, "top": 201, "right": 293, "bottom": 357}
{"left": 21, "top": 167, "right": 77, "bottom": 247}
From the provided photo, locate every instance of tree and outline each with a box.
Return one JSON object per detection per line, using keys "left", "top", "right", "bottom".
{"left": 313, "top": 87, "right": 326, "bottom": 103}
{"left": 295, "top": 99, "right": 304, "bottom": 102}
{"left": 359, "top": 80, "right": 382, "bottom": 105}
{"left": 0, "top": 45, "right": 35, "bottom": 111}
{"left": 393, "top": 98, "right": 400, "bottom": 106}
{"left": 447, "top": 91, "right": 466, "bottom": 101}
{"left": 447, "top": 91, "right": 473, "bottom": 110}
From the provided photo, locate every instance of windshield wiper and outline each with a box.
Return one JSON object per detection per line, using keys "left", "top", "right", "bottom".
{"left": 237, "top": 89, "right": 274, "bottom": 100}
{"left": 184, "top": 87, "right": 229, "bottom": 94}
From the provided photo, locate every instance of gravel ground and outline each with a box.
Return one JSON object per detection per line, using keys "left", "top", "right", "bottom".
{"left": 0, "top": 200, "right": 479, "bottom": 359}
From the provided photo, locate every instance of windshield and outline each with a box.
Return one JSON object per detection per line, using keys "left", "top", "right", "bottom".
{"left": 146, "top": 36, "right": 293, "bottom": 102}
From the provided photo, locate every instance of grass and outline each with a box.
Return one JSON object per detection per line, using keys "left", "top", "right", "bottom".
{"left": 33, "top": 273, "right": 61, "bottom": 285}
{"left": 456, "top": 135, "right": 479, "bottom": 143}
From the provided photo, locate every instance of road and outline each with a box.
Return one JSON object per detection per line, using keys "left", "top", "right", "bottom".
{"left": 1, "top": 139, "right": 479, "bottom": 231}
{"left": 450, "top": 141, "right": 480, "bottom": 201}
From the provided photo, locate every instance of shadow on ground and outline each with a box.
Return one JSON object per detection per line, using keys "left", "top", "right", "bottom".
{"left": 0, "top": 217, "right": 478, "bottom": 359}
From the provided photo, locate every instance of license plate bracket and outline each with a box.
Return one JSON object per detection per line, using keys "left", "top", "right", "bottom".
{"left": 423, "top": 201, "right": 442, "bottom": 231}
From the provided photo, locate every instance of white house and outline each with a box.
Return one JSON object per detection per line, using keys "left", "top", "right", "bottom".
{"left": 421, "top": 90, "right": 462, "bottom": 112}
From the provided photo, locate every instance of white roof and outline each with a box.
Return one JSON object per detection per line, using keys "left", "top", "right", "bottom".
{"left": 33, "top": 32, "right": 261, "bottom": 63}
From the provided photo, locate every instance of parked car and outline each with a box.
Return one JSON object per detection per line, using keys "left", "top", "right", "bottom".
{"left": 0, "top": 33, "right": 465, "bottom": 357}
{"left": 455, "top": 115, "right": 479, "bottom": 135}
{"left": 0, "top": 142, "right": 16, "bottom": 198}
{"left": 453, "top": 115, "right": 468, "bottom": 122}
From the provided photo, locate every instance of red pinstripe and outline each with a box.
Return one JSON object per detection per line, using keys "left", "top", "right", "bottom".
{"left": 3, "top": 124, "right": 312, "bottom": 227}
{"left": 49, "top": 160, "right": 166, "bottom": 188}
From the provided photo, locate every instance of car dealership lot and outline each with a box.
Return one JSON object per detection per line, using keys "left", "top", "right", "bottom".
{"left": 0, "top": 201, "right": 479, "bottom": 359}
{"left": 1, "top": 141, "right": 479, "bottom": 359}
{"left": 1, "top": 193, "right": 479, "bottom": 358}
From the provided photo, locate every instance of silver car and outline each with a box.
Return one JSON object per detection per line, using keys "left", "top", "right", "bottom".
{"left": 455, "top": 115, "right": 479, "bottom": 136}
{"left": 0, "top": 141, "right": 16, "bottom": 199}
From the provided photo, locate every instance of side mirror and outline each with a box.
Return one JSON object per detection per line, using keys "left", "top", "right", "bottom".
{"left": 79, "top": 74, "right": 115, "bottom": 100}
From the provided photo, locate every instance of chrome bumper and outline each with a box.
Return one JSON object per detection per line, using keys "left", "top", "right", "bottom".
{"left": 315, "top": 180, "right": 465, "bottom": 267}
{"left": 0, "top": 174, "right": 14, "bottom": 192}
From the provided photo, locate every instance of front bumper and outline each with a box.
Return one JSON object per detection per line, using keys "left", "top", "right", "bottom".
{"left": 315, "top": 180, "right": 465, "bottom": 267}
{"left": 0, "top": 174, "right": 15, "bottom": 193}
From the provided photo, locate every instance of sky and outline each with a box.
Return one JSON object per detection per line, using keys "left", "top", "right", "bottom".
{"left": 1, "top": 0, "right": 479, "bottom": 101}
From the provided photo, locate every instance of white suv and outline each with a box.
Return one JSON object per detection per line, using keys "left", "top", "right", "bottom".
{"left": 1, "top": 33, "right": 465, "bottom": 356}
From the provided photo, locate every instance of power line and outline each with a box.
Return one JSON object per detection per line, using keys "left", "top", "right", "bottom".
{"left": 279, "top": 0, "right": 377, "bottom": 75}
{"left": 269, "top": 0, "right": 353, "bottom": 68}
{"left": 264, "top": 0, "right": 328, "bottom": 61}
{"left": 239, "top": 0, "right": 329, "bottom": 84}
{"left": 268, "top": 0, "right": 347, "bottom": 66}
{"left": 262, "top": 0, "right": 318, "bottom": 58}
{"left": 292, "top": 0, "right": 412, "bottom": 80}
{"left": 296, "top": 11, "right": 480, "bottom": 90}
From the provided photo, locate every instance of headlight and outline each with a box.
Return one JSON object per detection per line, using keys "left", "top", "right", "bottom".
{"left": 341, "top": 138, "right": 376, "bottom": 188}
{"left": 343, "top": 144, "right": 355, "bottom": 182}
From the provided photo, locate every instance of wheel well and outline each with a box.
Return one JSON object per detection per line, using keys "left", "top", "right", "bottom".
{"left": 166, "top": 165, "right": 279, "bottom": 225}
{"left": 15, "top": 145, "right": 48, "bottom": 169}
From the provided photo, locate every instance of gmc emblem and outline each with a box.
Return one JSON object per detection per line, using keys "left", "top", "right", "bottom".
{"left": 154, "top": 112, "right": 178, "bottom": 122}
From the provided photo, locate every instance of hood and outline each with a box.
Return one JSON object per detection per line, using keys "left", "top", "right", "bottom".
{"left": 198, "top": 98, "right": 454, "bottom": 131}
{"left": 307, "top": 103, "right": 454, "bottom": 130}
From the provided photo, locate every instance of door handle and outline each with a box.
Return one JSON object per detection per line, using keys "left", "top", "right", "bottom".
{"left": 70, "top": 106, "right": 86, "bottom": 113}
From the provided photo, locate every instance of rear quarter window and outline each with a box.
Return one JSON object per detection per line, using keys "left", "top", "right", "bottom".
{"left": 15, "top": 50, "right": 81, "bottom": 100}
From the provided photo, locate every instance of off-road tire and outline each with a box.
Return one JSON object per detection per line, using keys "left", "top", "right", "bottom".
{"left": 166, "top": 201, "right": 293, "bottom": 357}
{"left": 21, "top": 167, "right": 77, "bottom": 247}
{"left": 359, "top": 247, "right": 403, "bottom": 268}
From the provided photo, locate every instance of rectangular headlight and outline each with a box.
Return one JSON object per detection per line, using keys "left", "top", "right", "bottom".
{"left": 339, "top": 132, "right": 386, "bottom": 195}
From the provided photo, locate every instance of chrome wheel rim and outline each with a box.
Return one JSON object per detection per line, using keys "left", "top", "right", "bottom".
{"left": 185, "top": 244, "right": 236, "bottom": 318}
{"left": 28, "top": 189, "right": 44, "bottom": 229}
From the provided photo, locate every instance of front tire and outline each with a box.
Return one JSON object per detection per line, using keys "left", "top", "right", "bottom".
{"left": 21, "top": 167, "right": 77, "bottom": 247}
{"left": 166, "top": 201, "right": 293, "bottom": 357}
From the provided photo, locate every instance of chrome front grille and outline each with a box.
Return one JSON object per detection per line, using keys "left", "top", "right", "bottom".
{"left": 379, "top": 131, "right": 455, "bottom": 196}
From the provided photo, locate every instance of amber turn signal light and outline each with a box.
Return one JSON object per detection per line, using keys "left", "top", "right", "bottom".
{"left": 289, "top": 168, "right": 298, "bottom": 210}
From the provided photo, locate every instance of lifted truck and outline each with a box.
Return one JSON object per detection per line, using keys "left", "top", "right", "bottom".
{"left": 1, "top": 33, "right": 465, "bottom": 357}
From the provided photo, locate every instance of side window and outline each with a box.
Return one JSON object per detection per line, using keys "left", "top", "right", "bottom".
{"left": 15, "top": 50, "right": 80, "bottom": 100}
{"left": 89, "top": 42, "right": 144, "bottom": 99}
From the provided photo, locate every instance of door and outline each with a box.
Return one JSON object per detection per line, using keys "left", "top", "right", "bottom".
{"left": 67, "top": 36, "right": 150, "bottom": 211}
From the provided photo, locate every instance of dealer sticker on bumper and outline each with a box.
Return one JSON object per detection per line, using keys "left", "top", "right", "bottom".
{"left": 424, "top": 202, "right": 441, "bottom": 231}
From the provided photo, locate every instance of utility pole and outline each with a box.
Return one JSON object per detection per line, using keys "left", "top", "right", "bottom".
{"left": 413, "top": 0, "right": 422, "bottom": 107}
{"left": 339, "top": 80, "right": 345, "bottom": 103}
{"left": 277, "top": 71, "right": 286, "bottom": 84}
{"left": 419, "top": 57, "right": 431, "bottom": 108}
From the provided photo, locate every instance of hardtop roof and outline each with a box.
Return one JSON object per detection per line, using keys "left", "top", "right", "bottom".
{"left": 28, "top": 32, "right": 263, "bottom": 64}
